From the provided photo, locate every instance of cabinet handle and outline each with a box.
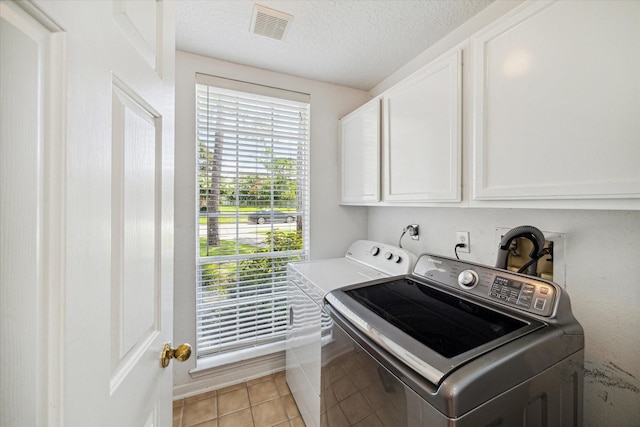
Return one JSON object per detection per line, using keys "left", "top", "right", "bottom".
{"left": 289, "top": 307, "right": 294, "bottom": 326}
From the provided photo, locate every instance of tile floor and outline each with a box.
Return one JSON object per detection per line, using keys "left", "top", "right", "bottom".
{"left": 173, "top": 371, "right": 306, "bottom": 427}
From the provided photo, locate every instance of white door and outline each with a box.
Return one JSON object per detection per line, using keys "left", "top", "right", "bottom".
{"left": 0, "top": 1, "right": 177, "bottom": 426}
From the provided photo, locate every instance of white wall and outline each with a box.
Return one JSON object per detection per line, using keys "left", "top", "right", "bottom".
{"left": 364, "top": 1, "right": 640, "bottom": 425}
{"left": 173, "top": 51, "right": 369, "bottom": 395}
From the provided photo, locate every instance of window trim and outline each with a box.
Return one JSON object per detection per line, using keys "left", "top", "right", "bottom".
{"left": 196, "top": 73, "right": 310, "bottom": 103}
{"left": 193, "top": 74, "right": 310, "bottom": 368}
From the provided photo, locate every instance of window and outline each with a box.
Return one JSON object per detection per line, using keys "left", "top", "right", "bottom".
{"left": 195, "top": 74, "right": 309, "bottom": 362}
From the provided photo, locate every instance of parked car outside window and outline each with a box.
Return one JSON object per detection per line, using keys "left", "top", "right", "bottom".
{"left": 248, "top": 210, "right": 295, "bottom": 224}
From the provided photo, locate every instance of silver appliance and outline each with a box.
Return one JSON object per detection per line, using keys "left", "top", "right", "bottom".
{"left": 286, "top": 240, "right": 416, "bottom": 427}
{"left": 322, "top": 253, "right": 584, "bottom": 426}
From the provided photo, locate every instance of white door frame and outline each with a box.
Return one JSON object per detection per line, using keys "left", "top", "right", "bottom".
{"left": 0, "top": 1, "right": 65, "bottom": 425}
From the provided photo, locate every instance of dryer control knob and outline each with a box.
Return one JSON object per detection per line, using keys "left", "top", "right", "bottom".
{"left": 371, "top": 246, "right": 380, "bottom": 256}
{"left": 384, "top": 252, "right": 393, "bottom": 260}
{"left": 392, "top": 254, "right": 401, "bottom": 263}
{"left": 458, "top": 270, "right": 479, "bottom": 289}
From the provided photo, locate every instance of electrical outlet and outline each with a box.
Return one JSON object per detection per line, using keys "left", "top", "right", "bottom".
{"left": 409, "top": 224, "right": 419, "bottom": 240}
{"left": 456, "top": 231, "right": 470, "bottom": 253}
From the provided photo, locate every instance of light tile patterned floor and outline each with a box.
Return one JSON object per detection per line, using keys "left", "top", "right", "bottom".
{"left": 173, "top": 371, "right": 306, "bottom": 427}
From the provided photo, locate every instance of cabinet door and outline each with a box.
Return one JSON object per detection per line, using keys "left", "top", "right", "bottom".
{"left": 383, "top": 50, "right": 462, "bottom": 202}
{"left": 340, "top": 98, "right": 380, "bottom": 204}
{"left": 471, "top": 1, "right": 640, "bottom": 201}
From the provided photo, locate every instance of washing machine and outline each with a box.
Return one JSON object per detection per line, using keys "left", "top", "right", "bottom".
{"left": 322, "top": 252, "right": 584, "bottom": 426}
{"left": 286, "top": 240, "right": 416, "bottom": 427}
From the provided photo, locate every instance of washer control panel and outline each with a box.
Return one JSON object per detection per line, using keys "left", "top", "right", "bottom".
{"left": 489, "top": 275, "right": 554, "bottom": 312}
{"left": 345, "top": 240, "right": 417, "bottom": 276}
{"left": 413, "top": 254, "right": 558, "bottom": 317}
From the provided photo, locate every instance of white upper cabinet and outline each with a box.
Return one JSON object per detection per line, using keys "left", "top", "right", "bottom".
{"left": 383, "top": 49, "right": 462, "bottom": 203}
{"left": 340, "top": 98, "right": 381, "bottom": 204}
{"left": 471, "top": 0, "right": 640, "bottom": 203}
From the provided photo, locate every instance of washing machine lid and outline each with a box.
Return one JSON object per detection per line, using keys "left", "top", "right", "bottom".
{"left": 290, "top": 257, "right": 390, "bottom": 296}
{"left": 288, "top": 240, "right": 416, "bottom": 298}
{"left": 326, "top": 277, "right": 545, "bottom": 385}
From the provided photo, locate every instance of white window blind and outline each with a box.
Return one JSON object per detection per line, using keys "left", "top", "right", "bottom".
{"left": 195, "top": 74, "right": 310, "bottom": 360}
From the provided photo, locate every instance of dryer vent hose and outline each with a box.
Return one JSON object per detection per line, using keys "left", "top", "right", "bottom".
{"left": 495, "top": 225, "right": 546, "bottom": 277}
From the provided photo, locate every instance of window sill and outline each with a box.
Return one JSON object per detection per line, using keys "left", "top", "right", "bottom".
{"left": 189, "top": 341, "right": 285, "bottom": 379}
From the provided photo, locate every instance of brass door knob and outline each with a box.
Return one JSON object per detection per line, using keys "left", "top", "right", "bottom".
{"left": 161, "top": 343, "right": 192, "bottom": 368}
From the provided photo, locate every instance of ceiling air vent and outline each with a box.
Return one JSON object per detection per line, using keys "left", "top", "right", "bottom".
{"left": 250, "top": 4, "right": 293, "bottom": 41}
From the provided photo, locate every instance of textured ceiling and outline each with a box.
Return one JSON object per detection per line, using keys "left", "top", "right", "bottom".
{"left": 176, "top": 0, "right": 494, "bottom": 91}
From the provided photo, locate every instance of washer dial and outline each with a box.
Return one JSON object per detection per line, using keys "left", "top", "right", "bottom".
{"left": 458, "top": 270, "right": 479, "bottom": 289}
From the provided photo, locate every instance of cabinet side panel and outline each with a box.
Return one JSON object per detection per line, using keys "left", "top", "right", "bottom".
{"left": 340, "top": 99, "right": 380, "bottom": 203}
